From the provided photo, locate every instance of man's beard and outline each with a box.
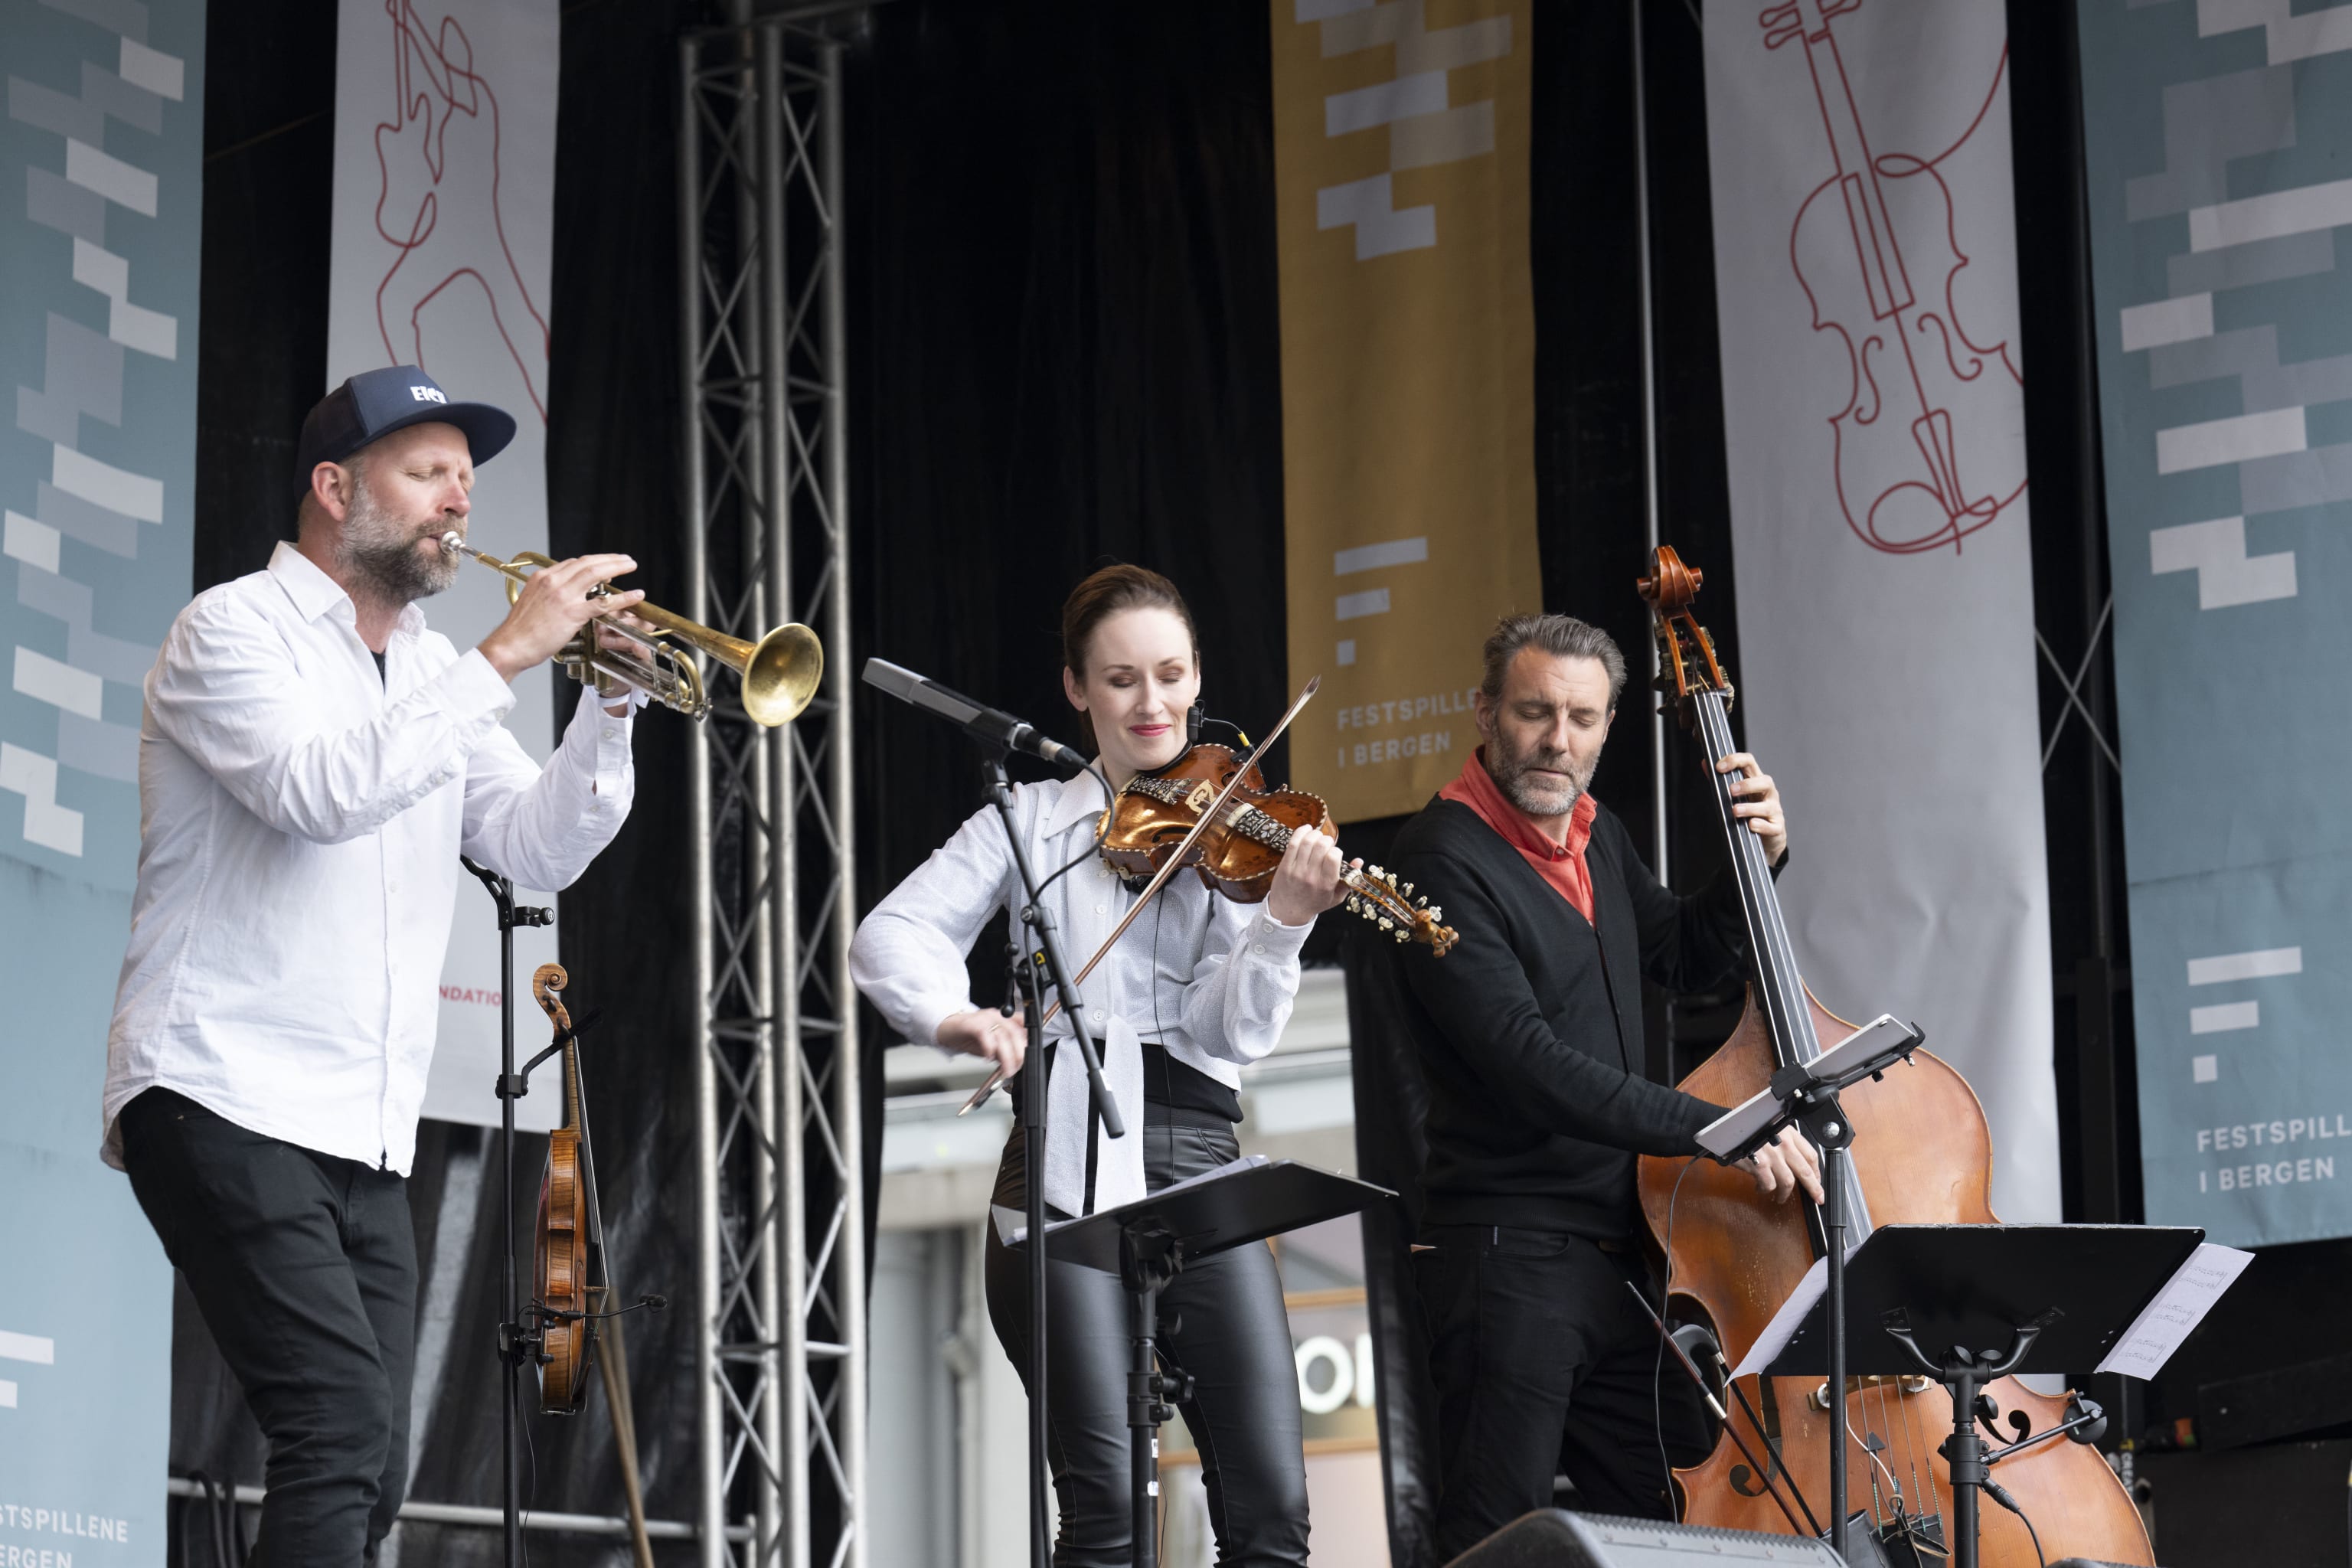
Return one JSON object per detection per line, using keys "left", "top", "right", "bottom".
{"left": 338, "top": 479, "right": 457, "bottom": 605}
{"left": 1487, "top": 734, "right": 1597, "bottom": 819}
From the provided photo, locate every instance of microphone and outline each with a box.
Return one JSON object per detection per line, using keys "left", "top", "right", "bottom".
{"left": 862, "top": 658, "right": 1086, "bottom": 767}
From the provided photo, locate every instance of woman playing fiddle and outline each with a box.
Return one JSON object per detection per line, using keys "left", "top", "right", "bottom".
{"left": 848, "top": 564, "right": 1349, "bottom": 1566}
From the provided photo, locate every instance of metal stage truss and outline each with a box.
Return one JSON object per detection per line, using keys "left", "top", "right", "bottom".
{"left": 678, "top": 8, "right": 865, "bottom": 1567}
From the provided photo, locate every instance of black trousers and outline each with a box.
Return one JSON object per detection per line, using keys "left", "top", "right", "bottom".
{"left": 1414, "top": 1223, "right": 1711, "bottom": 1560}
{"left": 120, "top": 1089, "right": 417, "bottom": 1566}
{"left": 984, "top": 1117, "right": 1310, "bottom": 1568}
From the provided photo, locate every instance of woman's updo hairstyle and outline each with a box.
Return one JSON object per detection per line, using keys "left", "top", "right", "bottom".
{"left": 1061, "top": 564, "right": 1199, "bottom": 753}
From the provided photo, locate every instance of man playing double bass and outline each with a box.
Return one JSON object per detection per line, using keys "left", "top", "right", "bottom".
{"left": 1387, "top": 611, "right": 1824, "bottom": 1556}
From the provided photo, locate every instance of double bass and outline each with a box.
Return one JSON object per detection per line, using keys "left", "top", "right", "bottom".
{"left": 1633, "top": 549, "right": 2148, "bottom": 1564}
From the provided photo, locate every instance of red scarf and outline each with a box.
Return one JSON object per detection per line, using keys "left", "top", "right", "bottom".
{"left": 1438, "top": 747, "right": 1598, "bottom": 924}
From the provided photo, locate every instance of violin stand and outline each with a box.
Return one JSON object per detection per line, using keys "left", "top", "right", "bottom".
{"left": 978, "top": 750, "right": 1127, "bottom": 1568}
{"left": 998, "top": 1158, "right": 1392, "bottom": 1568}
{"left": 462, "top": 858, "right": 553, "bottom": 1568}
{"left": 1756, "top": 1224, "right": 2207, "bottom": 1568}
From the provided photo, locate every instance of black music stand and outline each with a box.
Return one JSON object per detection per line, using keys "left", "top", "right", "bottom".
{"left": 1697, "top": 1014, "right": 1926, "bottom": 1563}
{"left": 1757, "top": 1223, "right": 2208, "bottom": 1568}
{"left": 999, "top": 1157, "right": 1394, "bottom": 1568}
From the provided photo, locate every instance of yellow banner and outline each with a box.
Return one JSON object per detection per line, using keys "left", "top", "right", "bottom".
{"left": 1270, "top": 0, "right": 1540, "bottom": 822}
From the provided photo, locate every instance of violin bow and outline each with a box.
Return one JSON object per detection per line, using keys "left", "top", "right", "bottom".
{"left": 959, "top": 675, "right": 1324, "bottom": 1114}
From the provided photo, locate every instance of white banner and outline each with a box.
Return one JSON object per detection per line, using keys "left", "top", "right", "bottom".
{"left": 1702, "top": 0, "right": 2056, "bottom": 1218}
{"left": 328, "top": 0, "right": 560, "bottom": 1132}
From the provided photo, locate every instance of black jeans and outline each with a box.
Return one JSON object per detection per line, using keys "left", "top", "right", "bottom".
{"left": 119, "top": 1089, "right": 417, "bottom": 1566}
{"left": 1414, "top": 1224, "right": 1711, "bottom": 1560}
{"left": 984, "top": 1117, "right": 1310, "bottom": 1568}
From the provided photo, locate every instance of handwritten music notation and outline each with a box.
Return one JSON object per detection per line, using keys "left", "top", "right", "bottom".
{"left": 2094, "top": 1242, "right": 2254, "bottom": 1380}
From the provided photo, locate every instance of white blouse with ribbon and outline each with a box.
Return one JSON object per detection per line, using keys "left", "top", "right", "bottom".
{"left": 848, "top": 767, "right": 1312, "bottom": 1214}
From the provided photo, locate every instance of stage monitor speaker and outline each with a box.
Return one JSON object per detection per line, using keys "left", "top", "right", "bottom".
{"left": 1442, "top": 1511, "right": 1845, "bottom": 1566}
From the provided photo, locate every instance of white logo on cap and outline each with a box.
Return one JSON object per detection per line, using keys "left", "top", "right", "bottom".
{"left": 410, "top": 385, "right": 448, "bottom": 404}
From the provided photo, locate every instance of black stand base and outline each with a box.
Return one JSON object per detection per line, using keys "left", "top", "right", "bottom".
{"left": 1122, "top": 1226, "right": 1191, "bottom": 1568}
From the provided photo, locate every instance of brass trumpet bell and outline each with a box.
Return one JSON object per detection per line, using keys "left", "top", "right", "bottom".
{"left": 635, "top": 603, "right": 823, "bottom": 727}
{"left": 440, "top": 532, "right": 822, "bottom": 727}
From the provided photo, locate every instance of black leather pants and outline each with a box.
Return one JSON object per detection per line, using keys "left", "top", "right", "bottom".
{"left": 984, "top": 1117, "right": 1311, "bottom": 1568}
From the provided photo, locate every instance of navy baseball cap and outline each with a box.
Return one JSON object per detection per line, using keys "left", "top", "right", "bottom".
{"left": 295, "top": 365, "right": 517, "bottom": 492}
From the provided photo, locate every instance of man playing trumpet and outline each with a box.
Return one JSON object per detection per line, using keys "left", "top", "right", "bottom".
{"left": 101, "top": 365, "right": 639, "bottom": 1564}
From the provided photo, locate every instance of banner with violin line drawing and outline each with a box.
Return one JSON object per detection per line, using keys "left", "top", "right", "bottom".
{"left": 329, "top": 0, "right": 562, "bottom": 1135}
{"left": 1268, "top": 0, "right": 1542, "bottom": 825}
{"left": 2076, "top": 0, "right": 2352, "bottom": 1249}
{"left": 1701, "top": 0, "right": 2061, "bottom": 1222}
{"left": 0, "top": 0, "right": 201, "bottom": 1557}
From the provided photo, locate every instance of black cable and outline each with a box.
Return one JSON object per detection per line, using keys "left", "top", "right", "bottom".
{"left": 1984, "top": 1480, "right": 2046, "bottom": 1568}
{"left": 1033, "top": 762, "right": 1120, "bottom": 899}
{"left": 521, "top": 1404, "right": 539, "bottom": 1568}
{"left": 1194, "top": 715, "right": 1251, "bottom": 746}
{"left": 1654, "top": 1157, "right": 1700, "bottom": 1515}
{"left": 1151, "top": 893, "right": 1168, "bottom": 1058}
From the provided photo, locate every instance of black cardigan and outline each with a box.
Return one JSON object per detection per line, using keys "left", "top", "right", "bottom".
{"left": 1388, "top": 795, "right": 1746, "bottom": 1240}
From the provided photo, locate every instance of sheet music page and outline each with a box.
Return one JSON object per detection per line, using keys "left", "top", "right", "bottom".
{"left": 1732, "top": 1254, "right": 1829, "bottom": 1380}
{"left": 2093, "top": 1242, "right": 2254, "bottom": 1380}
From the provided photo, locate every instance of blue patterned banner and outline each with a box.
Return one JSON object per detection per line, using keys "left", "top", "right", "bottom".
{"left": 0, "top": 0, "right": 201, "bottom": 1555}
{"left": 2078, "top": 0, "right": 2352, "bottom": 1247}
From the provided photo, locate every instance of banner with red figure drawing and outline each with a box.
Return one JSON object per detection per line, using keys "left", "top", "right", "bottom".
{"left": 1702, "top": 0, "right": 2059, "bottom": 1220}
{"left": 329, "top": 0, "right": 561, "bottom": 1133}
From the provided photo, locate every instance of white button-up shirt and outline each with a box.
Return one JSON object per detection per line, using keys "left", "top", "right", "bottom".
{"left": 102, "top": 543, "right": 635, "bottom": 1175}
{"left": 848, "top": 768, "right": 1310, "bottom": 1213}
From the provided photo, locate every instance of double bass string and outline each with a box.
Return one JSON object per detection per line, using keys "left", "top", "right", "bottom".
{"left": 1700, "top": 691, "right": 1874, "bottom": 1235}
{"left": 1700, "top": 687, "right": 1906, "bottom": 1525}
{"left": 1694, "top": 694, "right": 1811, "bottom": 1066}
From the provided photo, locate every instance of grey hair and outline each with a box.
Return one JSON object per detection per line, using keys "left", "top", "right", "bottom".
{"left": 1479, "top": 612, "right": 1628, "bottom": 710}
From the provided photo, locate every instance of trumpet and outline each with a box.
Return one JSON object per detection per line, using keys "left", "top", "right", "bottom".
{"left": 439, "top": 532, "right": 822, "bottom": 726}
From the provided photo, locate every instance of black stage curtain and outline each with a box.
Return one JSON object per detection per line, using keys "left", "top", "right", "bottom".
{"left": 848, "top": 1, "right": 1294, "bottom": 925}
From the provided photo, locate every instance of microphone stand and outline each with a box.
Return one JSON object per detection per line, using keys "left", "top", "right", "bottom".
{"left": 461, "top": 857, "right": 553, "bottom": 1568}
{"left": 978, "top": 749, "right": 1125, "bottom": 1568}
